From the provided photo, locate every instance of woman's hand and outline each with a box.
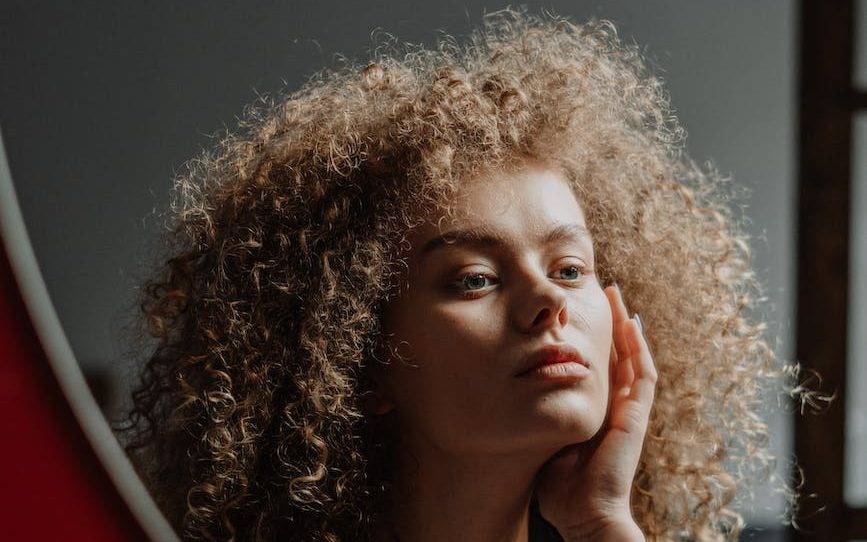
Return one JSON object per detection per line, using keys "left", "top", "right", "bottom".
{"left": 534, "top": 284, "right": 657, "bottom": 541}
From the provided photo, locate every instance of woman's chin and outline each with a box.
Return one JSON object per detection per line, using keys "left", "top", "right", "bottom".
{"left": 530, "top": 395, "right": 606, "bottom": 442}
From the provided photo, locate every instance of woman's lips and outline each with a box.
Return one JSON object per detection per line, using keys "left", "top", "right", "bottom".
{"left": 517, "top": 361, "right": 592, "bottom": 380}
{"left": 514, "top": 344, "right": 591, "bottom": 378}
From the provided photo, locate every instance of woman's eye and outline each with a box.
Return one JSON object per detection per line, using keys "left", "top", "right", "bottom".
{"left": 450, "top": 263, "right": 588, "bottom": 299}
{"left": 554, "top": 264, "right": 586, "bottom": 281}
{"left": 454, "top": 273, "right": 497, "bottom": 296}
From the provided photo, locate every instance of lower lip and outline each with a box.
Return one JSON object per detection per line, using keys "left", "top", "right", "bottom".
{"left": 517, "top": 362, "right": 591, "bottom": 380}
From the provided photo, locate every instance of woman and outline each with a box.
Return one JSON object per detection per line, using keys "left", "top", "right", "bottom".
{"left": 117, "top": 8, "right": 821, "bottom": 541}
{"left": 369, "top": 158, "right": 654, "bottom": 542}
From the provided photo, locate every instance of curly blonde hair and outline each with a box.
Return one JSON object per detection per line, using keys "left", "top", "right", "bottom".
{"left": 116, "top": 7, "right": 826, "bottom": 541}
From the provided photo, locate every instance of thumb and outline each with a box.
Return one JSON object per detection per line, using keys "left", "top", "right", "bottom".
{"left": 538, "top": 429, "right": 603, "bottom": 483}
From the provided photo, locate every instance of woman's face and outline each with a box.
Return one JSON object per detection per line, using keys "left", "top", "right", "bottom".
{"left": 378, "top": 161, "right": 613, "bottom": 456}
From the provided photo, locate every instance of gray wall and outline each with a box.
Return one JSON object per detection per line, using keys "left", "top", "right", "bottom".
{"left": 1, "top": 0, "right": 796, "bottom": 529}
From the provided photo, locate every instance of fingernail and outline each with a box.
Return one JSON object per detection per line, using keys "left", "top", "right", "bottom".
{"left": 634, "top": 313, "right": 644, "bottom": 334}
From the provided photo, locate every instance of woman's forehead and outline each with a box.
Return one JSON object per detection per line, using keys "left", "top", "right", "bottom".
{"left": 408, "top": 165, "right": 587, "bottom": 251}
{"left": 414, "top": 220, "right": 593, "bottom": 262}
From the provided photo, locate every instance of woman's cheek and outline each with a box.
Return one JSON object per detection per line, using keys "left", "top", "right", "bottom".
{"left": 435, "top": 303, "right": 499, "bottom": 340}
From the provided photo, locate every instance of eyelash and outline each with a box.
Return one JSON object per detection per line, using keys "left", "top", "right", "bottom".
{"left": 450, "top": 263, "right": 591, "bottom": 300}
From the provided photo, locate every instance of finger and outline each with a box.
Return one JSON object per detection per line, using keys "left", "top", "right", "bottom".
{"left": 613, "top": 341, "right": 635, "bottom": 401}
{"left": 625, "top": 317, "right": 658, "bottom": 408}
{"left": 610, "top": 324, "right": 634, "bottom": 400}
{"left": 605, "top": 283, "right": 630, "bottom": 325}
{"left": 605, "top": 285, "right": 634, "bottom": 402}
{"left": 605, "top": 284, "right": 631, "bottom": 365}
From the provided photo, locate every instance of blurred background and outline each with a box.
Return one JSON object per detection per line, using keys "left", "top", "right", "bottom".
{"left": 1, "top": 1, "right": 864, "bottom": 540}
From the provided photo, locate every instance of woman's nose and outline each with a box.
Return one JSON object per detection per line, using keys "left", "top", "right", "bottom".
{"left": 514, "top": 277, "right": 569, "bottom": 334}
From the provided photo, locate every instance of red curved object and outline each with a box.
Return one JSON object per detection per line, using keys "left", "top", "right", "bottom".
{"left": 0, "top": 248, "right": 147, "bottom": 540}
{"left": 0, "top": 127, "right": 177, "bottom": 541}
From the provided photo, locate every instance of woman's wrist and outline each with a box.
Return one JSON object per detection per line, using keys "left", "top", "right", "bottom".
{"left": 560, "top": 515, "right": 646, "bottom": 542}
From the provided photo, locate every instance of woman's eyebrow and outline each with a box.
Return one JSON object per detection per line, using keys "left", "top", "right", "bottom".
{"left": 418, "top": 222, "right": 591, "bottom": 260}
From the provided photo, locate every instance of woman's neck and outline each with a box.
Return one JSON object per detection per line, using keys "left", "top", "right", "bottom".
{"left": 381, "top": 431, "right": 557, "bottom": 542}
